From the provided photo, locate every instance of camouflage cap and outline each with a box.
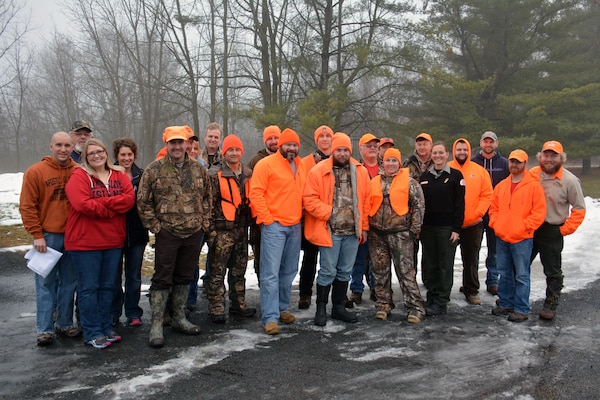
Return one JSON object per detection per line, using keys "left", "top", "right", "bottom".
{"left": 71, "top": 120, "right": 92, "bottom": 132}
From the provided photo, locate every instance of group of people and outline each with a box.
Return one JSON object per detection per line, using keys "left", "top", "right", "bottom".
{"left": 19, "top": 119, "right": 586, "bottom": 350}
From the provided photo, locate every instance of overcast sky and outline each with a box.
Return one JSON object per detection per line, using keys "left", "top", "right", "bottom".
{"left": 25, "top": 0, "right": 69, "bottom": 39}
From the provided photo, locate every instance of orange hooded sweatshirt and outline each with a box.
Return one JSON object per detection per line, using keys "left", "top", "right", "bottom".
{"left": 489, "top": 170, "right": 546, "bottom": 244}
{"left": 249, "top": 151, "right": 306, "bottom": 226}
{"left": 19, "top": 156, "right": 77, "bottom": 239}
{"left": 448, "top": 139, "right": 493, "bottom": 227}
{"left": 302, "top": 157, "right": 371, "bottom": 247}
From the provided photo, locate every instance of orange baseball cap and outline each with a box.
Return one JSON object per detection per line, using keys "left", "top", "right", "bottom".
{"left": 416, "top": 132, "right": 432, "bottom": 142}
{"left": 359, "top": 133, "right": 380, "bottom": 146}
{"left": 542, "top": 141, "right": 563, "bottom": 154}
{"left": 379, "top": 137, "right": 395, "bottom": 147}
{"left": 508, "top": 149, "right": 528, "bottom": 163}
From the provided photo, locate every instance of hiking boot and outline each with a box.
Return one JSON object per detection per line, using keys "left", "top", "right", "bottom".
{"left": 55, "top": 325, "right": 82, "bottom": 337}
{"left": 229, "top": 307, "right": 257, "bottom": 317}
{"left": 539, "top": 306, "right": 556, "bottom": 321}
{"left": 106, "top": 332, "right": 122, "bottom": 343}
{"left": 508, "top": 312, "right": 529, "bottom": 323}
{"left": 37, "top": 332, "right": 54, "bottom": 346}
{"left": 86, "top": 336, "right": 111, "bottom": 349}
{"left": 425, "top": 303, "right": 447, "bottom": 316}
{"left": 407, "top": 310, "right": 422, "bottom": 323}
{"left": 279, "top": 311, "right": 296, "bottom": 324}
{"left": 465, "top": 294, "right": 481, "bottom": 305}
{"left": 487, "top": 285, "right": 498, "bottom": 295}
{"left": 350, "top": 292, "right": 363, "bottom": 305}
{"left": 344, "top": 296, "right": 354, "bottom": 308}
{"left": 375, "top": 310, "right": 388, "bottom": 320}
{"left": 263, "top": 322, "right": 279, "bottom": 335}
{"left": 298, "top": 295, "right": 311, "bottom": 310}
{"left": 210, "top": 314, "right": 226, "bottom": 324}
{"left": 492, "top": 306, "right": 513, "bottom": 316}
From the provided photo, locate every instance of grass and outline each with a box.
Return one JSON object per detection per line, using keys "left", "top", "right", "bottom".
{"left": 570, "top": 167, "right": 600, "bottom": 199}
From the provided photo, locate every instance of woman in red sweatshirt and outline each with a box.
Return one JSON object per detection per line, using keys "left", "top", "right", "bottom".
{"left": 65, "top": 138, "right": 135, "bottom": 349}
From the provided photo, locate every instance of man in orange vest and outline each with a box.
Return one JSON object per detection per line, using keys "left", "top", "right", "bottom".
{"left": 448, "top": 138, "right": 493, "bottom": 306}
{"left": 205, "top": 134, "right": 256, "bottom": 323}
{"left": 303, "top": 133, "right": 371, "bottom": 326}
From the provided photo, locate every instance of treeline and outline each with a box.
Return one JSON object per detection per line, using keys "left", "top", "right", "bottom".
{"left": 0, "top": 0, "right": 598, "bottom": 171}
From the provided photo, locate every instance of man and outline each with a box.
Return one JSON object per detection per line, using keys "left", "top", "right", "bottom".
{"left": 471, "top": 131, "right": 509, "bottom": 295}
{"left": 530, "top": 141, "right": 586, "bottom": 320}
{"left": 377, "top": 137, "right": 395, "bottom": 163}
{"left": 70, "top": 120, "right": 93, "bottom": 163}
{"left": 403, "top": 132, "right": 434, "bottom": 284}
{"left": 248, "top": 125, "right": 281, "bottom": 282}
{"left": 346, "top": 133, "right": 380, "bottom": 306}
{"left": 298, "top": 125, "right": 333, "bottom": 309}
{"left": 403, "top": 132, "right": 433, "bottom": 181}
{"left": 249, "top": 128, "right": 306, "bottom": 335}
{"left": 137, "top": 125, "right": 212, "bottom": 347}
{"left": 19, "top": 132, "right": 80, "bottom": 345}
{"left": 448, "top": 139, "right": 493, "bottom": 305}
{"left": 489, "top": 150, "right": 546, "bottom": 323}
{"left": 199, "top": 122, "right": 224, "bottom": 166}
{"left": 303, "top": 133, "right": 371, "bottom": 326}
{"left": 205, "top": 134, "right": 255, "bottom": 323}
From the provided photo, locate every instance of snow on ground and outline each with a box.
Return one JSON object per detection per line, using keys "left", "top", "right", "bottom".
{"left": 1, "top": 172, "right": 599, "bottom": 398}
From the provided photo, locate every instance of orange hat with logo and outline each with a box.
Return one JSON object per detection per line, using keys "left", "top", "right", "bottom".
{"left": 508, "top": 149, "right": 528, "bottom": 163}
{"left": 542, "top": 141, "right": 563, "bottom": 154}
{"left": 314, "top": 125, "right": 334, "bottom": 144}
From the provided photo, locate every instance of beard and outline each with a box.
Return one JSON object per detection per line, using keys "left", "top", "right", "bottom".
{"left": 333, "top": 158, "right": 349, "bottom": 167}
{"left": 75, "top": 143, "right": 83, "bottom": 153}
{"left": 280, "top": 148, "right": 297, "bottom": 161}
{"left": 541, "top": 161, "right": 562, "bottom": 175}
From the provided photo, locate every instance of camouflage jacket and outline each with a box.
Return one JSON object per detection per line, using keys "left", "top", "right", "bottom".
{"left": 402, "top": 153, "right": 433, "bottom": 181}
{"left": 208, "top": 160, "right": 252, "bottom": 231}
{"left": 137, "top": 153, "right": 212, "bottom": 238}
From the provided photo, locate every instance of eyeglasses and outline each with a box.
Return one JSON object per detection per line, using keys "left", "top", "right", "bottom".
{"left": 363, "top": 143, "right": 378, "bottom": 149}
{"left": 74, "top": 131, "right": 92, "bottom": 137}
{"left": 87, "top": 149, "right": 106, "bottom": 158}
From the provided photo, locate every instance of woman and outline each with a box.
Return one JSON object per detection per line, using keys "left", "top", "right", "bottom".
{"left": 110, "top": 138, "right": 149, "bottom": 327}
{"left": 368, "top": 148, "right": 426, "bottom": 322}
{"left": 419, "top": 142, "right": 465, "bottom": 316}
{"left": 65, "top": 138, "right": 135, "bottom": 349}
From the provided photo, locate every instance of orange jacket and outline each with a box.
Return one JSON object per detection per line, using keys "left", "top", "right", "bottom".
{"left": 19, "top": 156, "right": 78, "bottom": 239}
{"left": 449, "top": 139, "right": 493, "bottom": 227}
{"left": 529, "top": 165, "right": 586, "bottom": 236}
{"left": 302, "top": 157, "right": 371, "bottom": 247}
{"left": 249, "top": 152, "right": 306, "bottom": 226}
{"left": 489, "top": 170, "right": 546, "bottom": 244}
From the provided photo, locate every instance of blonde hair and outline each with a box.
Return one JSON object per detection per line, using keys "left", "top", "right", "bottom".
{"left": 81, "top": 138, "right": 125, "bottom": 176}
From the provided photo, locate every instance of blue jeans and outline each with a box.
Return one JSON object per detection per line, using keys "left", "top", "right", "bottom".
{"left": 259, "top": 222, "right": 301, "bottom": 324}
{"left": 350, "top": 241, "right": 374, "bottom": 293}
{"left": 112, "top": 243, "right": 146, "bottom": 322}
{"left": 483, "top": 214, "right": 500, "bottom": 287}
{"left": 497, "top": 238, "right": 533, "bottom": 315}
{"left": 34, "top": 232, "right": 78, "bottom": 334}
{"left": 317, "top": 234, "right": 359, "bottom": 286}
{"left": 70, "top": 248, "right": 123, "bottom": 342}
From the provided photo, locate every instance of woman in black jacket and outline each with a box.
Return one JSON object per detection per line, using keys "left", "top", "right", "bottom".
{"left": 419, "top": 142, "right": 465, "bottom": 316}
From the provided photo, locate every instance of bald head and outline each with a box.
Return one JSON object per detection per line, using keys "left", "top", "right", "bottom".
{"left": 50, "top": 131, "right": 74, "bottom": 166}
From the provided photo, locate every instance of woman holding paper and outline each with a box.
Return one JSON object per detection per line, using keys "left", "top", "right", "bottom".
{"left": 65, "top": 139, "right": 135, "bottom": 349}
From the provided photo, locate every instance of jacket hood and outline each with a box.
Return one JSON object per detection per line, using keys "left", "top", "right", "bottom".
{"left": 451, "top": 138, "right": 472, "bottom": 165}
{"left": 41, "top": 155, "right": 76, "bottom": 170}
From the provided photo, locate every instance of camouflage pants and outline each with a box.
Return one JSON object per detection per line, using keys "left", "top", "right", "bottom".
{"left": 368, "top": 230, "right": 426, "bottom": 318}
{"left": 207, "top": 227, "right": 249, "bottom": 315}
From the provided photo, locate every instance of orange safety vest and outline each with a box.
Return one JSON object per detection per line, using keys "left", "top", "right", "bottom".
{"left": 218, "top": 170, "right": 250, "bottom": 221}
{"left": 369, "top": 168, "right": 410, "bottom": 217}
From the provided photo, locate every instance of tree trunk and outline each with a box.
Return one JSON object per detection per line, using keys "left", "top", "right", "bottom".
{"left": 582, "top": 157, "right": 592, "bottom": 175}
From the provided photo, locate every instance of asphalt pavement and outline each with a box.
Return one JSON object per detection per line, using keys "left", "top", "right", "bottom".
{"left": 0, "top": 249, "right": 598, "bottom": 400}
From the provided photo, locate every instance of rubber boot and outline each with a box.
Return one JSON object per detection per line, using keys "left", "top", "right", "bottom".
{"left": 149, "top": 289, "right": 170, "bottom": 348}
{"left": 171, "top": 285, "right": 201, "bottom": 335}
{"left": 331, "top": 280, "right": 358, "bottom": 323}
{"left": 314, "top": 284, "right": 331, "bottom": 326}
{"left": 163, "top": 294, "right": 173, "bottom": 326}
{"left": 539, "top": 277, "right": 563, "bottom": 320}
